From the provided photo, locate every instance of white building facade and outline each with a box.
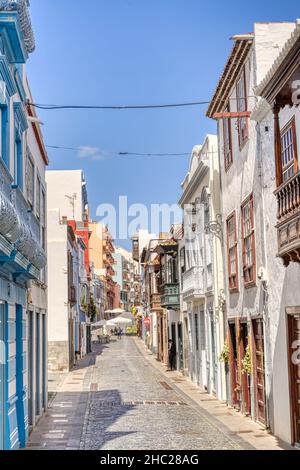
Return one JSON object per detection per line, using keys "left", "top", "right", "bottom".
{"left": 178, "top": 136, "right": 226, "bottom": 400}
{"left": 252, "top": 19, "right": 300, "bottom": 446}
{"left": 46, "top": 170, "right": 90, "bottom": 372}
{"left": 207, "top": 22, "right": 296, "bottom": 432}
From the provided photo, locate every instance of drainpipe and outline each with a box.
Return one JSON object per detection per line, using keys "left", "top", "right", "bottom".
{"left": 252, "top": 42, "right": 271, "bottom": 429}
{"left": 255, "top": 119, "right": 271, "bottom": 431}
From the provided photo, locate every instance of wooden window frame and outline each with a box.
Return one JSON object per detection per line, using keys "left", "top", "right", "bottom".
{"left": 241, "top": 194, "right": 256, "bottom": 287}
{"left": 227, "top": 211, "right": 239, "bottom": 292}
{"left": 236, "top": 68, "right": 249, "bottom": 149}
{"left": 280, "top": 116, "right": 298, "bottom": 184}
{"left": 223, "top": 103, "right": 233, "bottom": 171}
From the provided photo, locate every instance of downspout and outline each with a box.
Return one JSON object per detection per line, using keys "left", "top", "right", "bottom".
{"left": 253, "top": 47, "right": 271, "bottom": 429}
{"left": 255, "top": 120, "right": 271, "bottom": 430}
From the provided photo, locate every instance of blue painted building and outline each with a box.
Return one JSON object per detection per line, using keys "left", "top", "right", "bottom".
{"left": 0, "top": 1, "right": 47, "bottom": 450}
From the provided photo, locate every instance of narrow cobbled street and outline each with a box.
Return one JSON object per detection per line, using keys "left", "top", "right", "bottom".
{"left": 27, "top": 338, "right": 286, "bottom": 451}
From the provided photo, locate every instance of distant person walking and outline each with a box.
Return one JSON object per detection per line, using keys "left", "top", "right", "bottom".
{"left": 118, "top": 327, "right": 123, "bottom": 340}
{"left": 168, "top": 339, "right": 176, "bottom": 371}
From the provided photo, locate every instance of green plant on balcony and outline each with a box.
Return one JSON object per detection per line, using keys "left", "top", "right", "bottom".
{"left": 219, "top": 341, "right": 230, "bottom": 363}
{"left": 241, "top": 344, "right": 252, "bottom": 375}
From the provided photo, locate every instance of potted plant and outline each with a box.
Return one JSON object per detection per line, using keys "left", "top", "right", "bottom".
{"left": 219, "top": 341, "right": 230, "bottom": 364}
{"left": 241, "top": 343, "right": 252, "bottom": 375}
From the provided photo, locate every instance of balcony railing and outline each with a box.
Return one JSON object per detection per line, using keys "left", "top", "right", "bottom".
{"left": 0, "top": 0, "right": 36, "bottom": 54}
{"left": 150, "top": 293, "right": 162, "bottom": 310}
{"left": 182, "top": 266, "right": 204, "bottom": 300}
{"left": 160, "top": 283, "right": 180, "bottom": 309}
{"left": 0, "top": 159, "right": 46, "bottom": 273}
{"left": 275, "top": 171, "right": 300, "bottom": 265}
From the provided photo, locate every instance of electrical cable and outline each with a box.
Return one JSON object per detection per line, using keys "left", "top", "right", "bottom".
{"left": 28, "top": 95, "right": 255, "bottom": 112}
{"left": 28, "top": 100, "right": 211, "bottom": 110}
{"left": 45, "top": 145, "right": 217, "bottom": 157}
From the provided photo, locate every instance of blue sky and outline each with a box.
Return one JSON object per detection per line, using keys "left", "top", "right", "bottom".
{"left": 27, "top": 0, "right": 299, "bottom": 248}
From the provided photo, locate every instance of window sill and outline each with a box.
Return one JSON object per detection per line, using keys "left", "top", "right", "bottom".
{"left": 244, "top": 280, "right": 256, "bottom": 289}
{"left": 229, "top": 287, "right": 239, "bottom": 294}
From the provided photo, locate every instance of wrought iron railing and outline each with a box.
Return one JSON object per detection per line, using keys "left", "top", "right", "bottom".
{"left": 0, "top": 158, "right": 46, "bottom": 269}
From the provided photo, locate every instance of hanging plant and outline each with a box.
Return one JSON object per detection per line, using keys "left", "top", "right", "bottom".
{"left": 88, "top": 296, "right": 97, "bottom": 322}
{"left": 219, "top": 342, "right": 230, "bottom": 363}
{"left": 241, "top": 344, "right": 252, "bottom": 375}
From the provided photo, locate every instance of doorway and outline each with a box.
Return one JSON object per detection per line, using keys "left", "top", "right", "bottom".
{"left": 36, "top": 313, "right": 41, "bottom": 417}
{"left": 171, "top": 322, "right": 177, "bottom": 369}
{"left": 252, "top": 318, "right": 266, "bottom": 425}
{"left": 287, "top": 312, "right": 300, "bottom": 445}
{"left": 27, "top": 311, "right": 34, "bottom": 427}
{"left": 177, "top": 322, "right": 184, "bottom": 370}
{"left": 228, "top": 321, "right": 240, "bottom": 408}
{"left": 0, "top": 303, "right": 5, "bottom": 450}
{"left": 240, "top": 322, "right": 251, "bottom": 415}
{"left": 210, "top": 310, "right": 217, "bottom": 394}
{"left": 16, "top": 305, "right": 26, "bottom": 448}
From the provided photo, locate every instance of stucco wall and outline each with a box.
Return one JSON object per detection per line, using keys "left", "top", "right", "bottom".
{"left": 257, "top": 104, "right": 300, "bottom": 444}
{"left": 46, "top": 170, "right": 85, "bottom": 222}
{"left": 47, "top": 209, "right": 68, "bottom": 343}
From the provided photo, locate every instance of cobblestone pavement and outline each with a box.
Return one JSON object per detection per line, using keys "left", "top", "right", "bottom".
{"left": 28, "top": 337, "right": 259, "bottom": 450}
{"left": 80, "top": 337, "right": 244, "bottom": 450}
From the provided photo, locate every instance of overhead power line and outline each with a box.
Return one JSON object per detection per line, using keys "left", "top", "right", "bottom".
{"left": 46, "top": 145, "right": 190, "bottom": 157}
{"left": 46, "top": 145, "right": 78, "bottom": 151}
{"left": 118, "top": 152, "right": 190, "bottom": 157}
{"left": 29, "top": 100, "right": 211, "bottom": 110}
{"left": 46, "top": 145, "right": 218, "bottom": 158}
{"left": 28, "top": 96, "right": 256, "bottom": 112}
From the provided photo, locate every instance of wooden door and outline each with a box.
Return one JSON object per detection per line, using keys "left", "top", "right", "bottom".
{"left": 240, "top": 323, "right": 251, "bottom": 415}
{"left": 228, "top": 322, "right": 239, "bottom": 408}
{"left": 287, "top": 314, "right": 300, "bottom": 445}
{"left": 252, "top": 319, "right": 266, "bottom": 425}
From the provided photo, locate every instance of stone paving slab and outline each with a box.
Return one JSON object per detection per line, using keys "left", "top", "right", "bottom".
{"left": 133, "top": 338, "right": 293, "bottom": 451}
{"left": 79, "top": 339, "right": 244, "bottom": 450}
{"left": 27, "top": 337, "right": 291, "bottom": 451}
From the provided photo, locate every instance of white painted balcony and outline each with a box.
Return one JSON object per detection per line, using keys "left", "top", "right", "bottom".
{"left": 0, "top": 159, "right": 46, "bottom": 277}
{"left": 182, "top": 266, "right": 205, "bottom": 301}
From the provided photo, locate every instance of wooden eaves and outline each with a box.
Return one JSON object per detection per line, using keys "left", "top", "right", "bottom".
{"left": 213, "top": 111, "right": 251, "bottom": 119}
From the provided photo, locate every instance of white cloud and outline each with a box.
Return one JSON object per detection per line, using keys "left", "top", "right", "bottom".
{"left": 77, "top": 146, "right": 109, "bottom": 161}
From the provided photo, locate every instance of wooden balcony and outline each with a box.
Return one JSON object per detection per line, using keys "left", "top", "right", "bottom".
{"left": 275, "top": 171, "right": 300, "bottom": 266}
{"left": 150, "top": 293, "right": 162, "bottom": 311}
{"left": 160, "top": 283, "right": 180, "bottom": 309}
